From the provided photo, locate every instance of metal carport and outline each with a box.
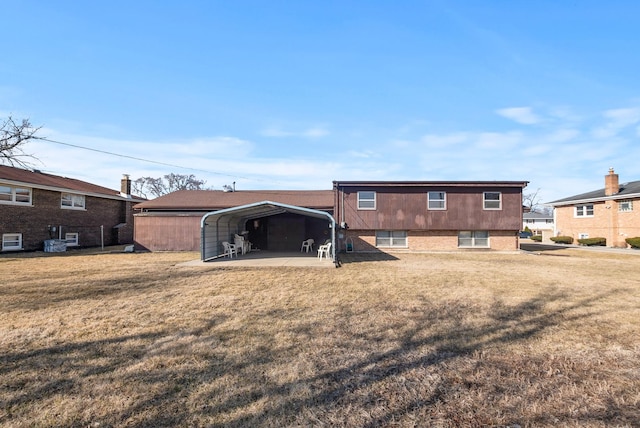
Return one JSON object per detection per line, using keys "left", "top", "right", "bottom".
{"left": 201, "top": 200, "right": 336, "bottom": 263}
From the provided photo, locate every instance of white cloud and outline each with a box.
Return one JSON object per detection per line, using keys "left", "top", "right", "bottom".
{"left": 591, "top": 107, "right": 640, "bottom": 139}
{"left": 260, "top": 126, "right": 329, "bottom": 138}
{"left": 421, "top": 132, "right": 469, "bottom": 148}
{"left": 496, "top": 107, "right": 541, "bottom": 125}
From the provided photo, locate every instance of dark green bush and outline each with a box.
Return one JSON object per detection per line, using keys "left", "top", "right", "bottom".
{"left": 531, "top": 235, "right": 542, "bottom": 242}
{"left": 577, "top": 237, "right": 606, "bottom": 246}
{"left": 626, "top": 237, "right": 640, "bottom": 248}
{"left": 550, "top": 236, "right": 573, "bottom": 244}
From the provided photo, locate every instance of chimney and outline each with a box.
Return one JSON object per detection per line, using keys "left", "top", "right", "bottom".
{"left": 604, "top": 167, "right": 619, "bottom": 196}
{"left": 121, "top": 174, "right": 132, "bottom": 198}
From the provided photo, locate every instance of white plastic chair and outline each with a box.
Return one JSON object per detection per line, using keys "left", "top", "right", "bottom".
{"left": 222, "top": 241, "right": 237, "bottom": 258}
{"left": 301, "top": 238, "right": 314, "bottom": 253}
{"left": 234, "top": 234, "right": 247, "bottom": 255}
{"left": 317, "top": 242, "right": 331, "bottom": 260}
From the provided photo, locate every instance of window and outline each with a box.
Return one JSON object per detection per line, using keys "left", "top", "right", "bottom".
{"left": 65, "top": 233, "right": 79, "bottom": 246}
{"left": 428, "top": 191, "right": 446, "bottom": 210}
{"left": 357, "top": 191, "right": 376, "bottom": 210}
{"left": 578, "top": 233, "right": 589, "bottom": 239}
{"left": 619, "top": 200, "right": 633, "bottom": 212}
{"left": 375, "top": 231, "right": 407, "bottom": 247}
{"left": 2, "top": 233, "right": 22, "bottom": 251}
{"left": 61, "top": 193, "right": 85, "bottom": 209}
{"left": 575, "top": 204, "right": 594, "bottom": 217}
{"left": 458, "top": 231, "right": 489, "bottom": 248}
{"left": 483, "top": 192, "right": 501, "bottom": 210}
{"left": 0, "top": 184, "right": 32, "bottom": 205}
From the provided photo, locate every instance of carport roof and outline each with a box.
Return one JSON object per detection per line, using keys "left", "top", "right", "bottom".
{"left": 135, "top": 189, "right": 334, "bottom": 211}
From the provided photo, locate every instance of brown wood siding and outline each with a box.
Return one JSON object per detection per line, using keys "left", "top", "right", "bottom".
{"left": 134, "top": 215, "right": 202, "bottom": 251}
{"left": 336, "top": 185, "right": 523, "bottom": 231}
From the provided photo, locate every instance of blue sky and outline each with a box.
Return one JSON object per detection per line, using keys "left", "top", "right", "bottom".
{"left": 2, "top": 1, "right": 640, "bottom": 204}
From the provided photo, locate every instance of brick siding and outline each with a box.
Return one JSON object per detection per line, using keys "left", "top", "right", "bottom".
{"left": 1, "top": 188, "right": 135, "bottom": 252}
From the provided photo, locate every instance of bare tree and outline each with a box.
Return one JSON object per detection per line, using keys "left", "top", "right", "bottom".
{"left": 523, "top": 187, "right": 543, "bottom": 212}
{"left": 0, "top": 116, "right": 41, "bottom": 168}
{"left": 133, "top": 173, "right": 208, "bottom": 198}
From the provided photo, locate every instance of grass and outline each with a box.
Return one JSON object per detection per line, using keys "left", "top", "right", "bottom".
{"left": 1, "top": 248, "right": 639, "bottom": 427}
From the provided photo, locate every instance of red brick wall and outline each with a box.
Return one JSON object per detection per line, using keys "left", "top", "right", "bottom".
{"left": 1, "top": 188, "right": 135, "bottom": 252}
{"left": 340, "top": 229, "right": 518, "bottom": 252}
{"left": 555, "top": 198, "right": 640, "bottom": 247}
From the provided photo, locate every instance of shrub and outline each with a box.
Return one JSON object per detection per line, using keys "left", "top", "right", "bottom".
{"left": 577, "top": 237, "right": 606, "bottom": 246}
{"left": 626, "top": 237, "right": 640, "bottom": 249}
{"left": 550, "top": 236, "right": 573, "bottom": 244}
{"left": 530, "top": 235, "right": 542, "bottom": 242}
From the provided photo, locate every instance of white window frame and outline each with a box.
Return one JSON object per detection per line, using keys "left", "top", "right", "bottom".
{"left": 483, "top": 192, "right": 501, "bottom": 210}
{"left": 458, "top": 231, "right": 490, "bottom": 248}
{"left": 61, "top": 193, "right": 86, "bottom": 210}
{"left": 2, "top": 233, "right": 23, "bottom": 251}
{"left": 428, "top": 191, "right": 446, "bottom": 210}
{"left": 357, "top": 191, "right": 376, "bottom": 210}
{"left": 65, "top": 232, "right": 79, "bottom": 247}
{"left": 0, "top": 183, "right": 32, "bottom": 205}
{"left": 375, "top": 230, "right": 407, "bottom": 248}
{"left": 619, "top": 200, "right": 633, "bottom": 212}
{"left": 578, "top": 233, "right": 589, "bottom": 239}
{"left": 575, "top": 204, "right": 594, "bottom": 217}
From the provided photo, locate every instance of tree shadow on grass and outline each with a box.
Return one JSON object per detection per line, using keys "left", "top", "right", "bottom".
{"left": 1, "top": 288, "right": 637, "bottom": 427}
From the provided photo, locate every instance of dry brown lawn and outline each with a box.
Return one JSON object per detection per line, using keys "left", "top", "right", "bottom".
{"left": 1, "top": 247, "right": 639, "bottom": 427}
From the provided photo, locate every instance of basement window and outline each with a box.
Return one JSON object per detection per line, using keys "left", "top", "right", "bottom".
{"left": 375, "top": 231, "right": 407, "bottom": 247}
{"left": 65, "top": 233, "right": 79, "bottom": 247}
{"left": 458, "top": 231, "right": 489, "bottom": 248}
{"left": 2, "top": 233, "right": 23, "bottom": 251}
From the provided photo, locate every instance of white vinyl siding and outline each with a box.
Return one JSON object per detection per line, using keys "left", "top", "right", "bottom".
{"left": 357, "top": 191, "right": 376, "bottom": 210}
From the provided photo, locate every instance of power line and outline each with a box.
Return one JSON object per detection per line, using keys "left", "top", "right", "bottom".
{"left": 35, "top": 136, "right": 264, "bottom": 182}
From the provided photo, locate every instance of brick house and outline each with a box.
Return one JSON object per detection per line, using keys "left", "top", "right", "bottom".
{"left": 548, "top": 168, "right": 640, "bottom": 247}
{"left": 0, "top": 165, "right": 144, "bottom": 252}
{"left": 333, "top": 180, "right": 529, "bottom": 252}
{"left": 134, "top": 189, "right": 334, "bottom": 252}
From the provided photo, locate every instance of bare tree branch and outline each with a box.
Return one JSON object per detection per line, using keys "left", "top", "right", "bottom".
{"left": 0, "top": 116, "right": 42, "bottom": 168}
{"left": 133, "top": 173, "right": 209, "bottom": 198}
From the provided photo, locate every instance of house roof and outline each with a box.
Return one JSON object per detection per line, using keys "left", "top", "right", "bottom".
{"left": 0, "top": 165, "right": 144, "bottom": 201}
{"left": 333, "top": 180, "right": 529, "bottom": 188}
{"left": 548, "top": 179, "right": 640, "bottom": 206}
{"left": 134, "top": 189, "right": 334, "bottom": 211}
{"left": 523, "top": 211, "right": 553, "bottom": 220}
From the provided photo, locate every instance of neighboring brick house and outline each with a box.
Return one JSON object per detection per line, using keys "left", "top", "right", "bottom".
{"left": 548, "top": 168, "right": 640, "bottom": 247}
{"left": 0, "top": 165, "right": 144, "bottom": 252}
{"left": 523, "top": 211, "right": 554, "bottom": 236}
{"left": 333, "top": 180, "right": 529, "bottom": 252}
{"left": 133, "top": 189, "right": 334, "bottom": 251}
